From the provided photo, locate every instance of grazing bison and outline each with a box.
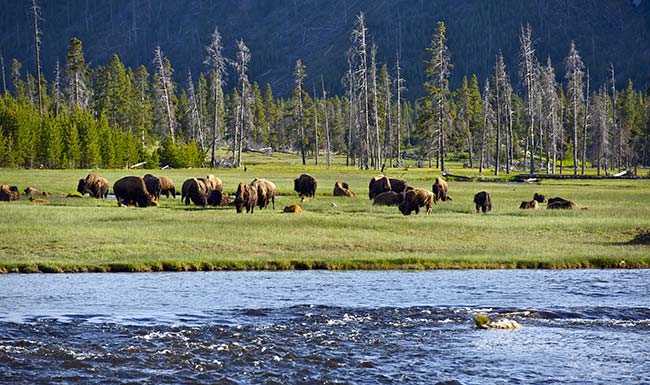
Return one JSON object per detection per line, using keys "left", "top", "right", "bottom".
{"left": 113, "top": 176, "right": 158, "bottom": 207}
{"left": 473, "top": 191, "right": 492, "bottom": 214}
{"left": 143, "top": 174, "right": 162, "bottom": 200}
{"left": 333, "top": 181, "right": 355, "bottom": 197}
{"left": 398, "top": 189, "right": 434, "bottom": 215}
{"left": 234, "top": 182, "right": 258, "bottom": 213}
{"left": 283, "top": 204, "right": 302, "bottom": 213}
{"left": 373, "top": 191, "right": 404, "bottom": 206}
{"left": 547, "top": 197, "right": 576, "bottom": 210}
{"left": 159, "top": 176, "right": 176, "bottom": 198}
{"left": 200, "top": 174, "right": 223, "bottom": 192}
{"left": 181, "top": 178, "right": 209, "bottom": 206}
{"left": 77, "top": 173, "right": 109, "bottom": 198}
{"left": 533, "top": 193, "right": 547, "bottom": 203}
{"left": 24, "top": 187, "right": 49, "bottom": 198}
{"left": 251, "top": 178, "right": 277, "bottom": 209}
{"left": 369, "top": 176, "right": 408, "bottom": 199}
{"left": 207, "top": 189, "right": 231, "bottom": 207}
{"left": 519, "top": 200, "right": 539, "bottom": 209}
{"left": 432, "top": 177, "right": 451, "bottom": 203}
{"left": 0, "top": 185, "right": 20, "bottom": 201}
{"left": 294, "top": 174, "right": 317, "bottom": 198}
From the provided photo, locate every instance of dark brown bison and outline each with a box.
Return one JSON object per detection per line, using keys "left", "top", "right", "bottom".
{"left": 369, "top": 176, "right": 408, "bottom": 199}
{"left": 333, "top": 181, "right": 355, "bottom": 197}
{"left": 24, "top": 187, "right": 49, "bottom": 198}
{"left": 143, "top": 174, "right": 162, "bottom": 200}
{"left": 113, "top": 176, "right": 158, "bottom": 207}
{"left": 77, "top": 173, "right": 109, "bottom": 198}
{"left": 533, "top": 193, "right": 547, "bottom": 203}
{"left": 234, "top": 182, "right": 258, "bottom": 213}
{"left": 432, "top": 177, "right": 451, "bottom": 203}
{"left": 519, "top": 200, "right": 539, "bottom": 209}
{"left": 251, "top": 178, "right": 277, "bottom": 209}
{"left": 294, "top": 174, "right": 317, "bottom": 198}
{"left": 159, "top": 176, "right": 176, "bottom": 198}
{"left": 474, "top": 191, "right": 492, "bottom": 214}
{"left": 0, "top": 185, "right": 20, "bottom": 201}
{"left": 283, "top": 204, "right": 302, "bottom": 213}
{"left": 398, "top": 189, "right": 434, "bottom": 215}
{"left": 547, "top": 197, "right": 576, "bottom": 210}
{"left": 181, "top": 178, "right": 209, "bottom": 206}
{"left": 207, "top": 189, "right": 231, "bottom": 206}
{"left": 373, "top": 191, "right": 404, "bottom": 206}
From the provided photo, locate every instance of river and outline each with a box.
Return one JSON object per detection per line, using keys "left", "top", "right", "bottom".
{"left": 1, "top": 270, "right": 648, "bottom": 384}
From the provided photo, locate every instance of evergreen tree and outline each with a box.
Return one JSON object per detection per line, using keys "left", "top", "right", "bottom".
{"left": 204, "top": 27, "right": 227, "bottom": 168}
{"left": 64, "top": 37, "right": 90, "bottom": 109}
{"left": 424, "top": 21, "right": 452, "bottom": 171}
{"left": 131, "top": 65, "right": 152, "bottom": 150}
{"left": 59, "top": 110, "right": 80, "bottom": 168}
{"left": 294, "top": 59, "right": 307, "bottom": 165}
{"left": 97, "top": 114, "right": 115, "bottom": 168}
{"left": 74, "top": 108, "right": 100, "bottom": 167}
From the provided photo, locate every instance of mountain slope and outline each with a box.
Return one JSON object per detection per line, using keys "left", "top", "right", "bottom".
{"left": 1, "top": 0, "right": 649, "bottom": 96}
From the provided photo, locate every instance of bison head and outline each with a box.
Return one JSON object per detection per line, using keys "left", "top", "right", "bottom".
{"left": 77, "top": 179, "right": 88, "bottom": 195}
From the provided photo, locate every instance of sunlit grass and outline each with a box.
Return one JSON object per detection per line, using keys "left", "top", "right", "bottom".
{"left": 1, "top": 153, "right": 649, "bottom": 272}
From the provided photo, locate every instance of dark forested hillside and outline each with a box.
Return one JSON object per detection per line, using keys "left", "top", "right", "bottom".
{"left": 1, "top": 0, "right": 649, "bottom": 96}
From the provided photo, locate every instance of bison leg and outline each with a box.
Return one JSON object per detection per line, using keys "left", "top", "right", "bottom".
{"left": 426, "top": 204, "right": 432, "bottom": 215}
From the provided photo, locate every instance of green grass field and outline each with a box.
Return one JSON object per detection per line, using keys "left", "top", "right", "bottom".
{"left": 1, "top": 152, "right": 649, "bottom": 273}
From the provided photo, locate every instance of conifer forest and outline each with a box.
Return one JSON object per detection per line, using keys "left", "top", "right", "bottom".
{"left": 1, "top": 0, "right": 649, "bottom": 175}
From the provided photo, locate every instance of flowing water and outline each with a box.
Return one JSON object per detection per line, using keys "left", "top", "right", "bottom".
{"left": 0, "top": 270, "right": 648, "bottom": 384}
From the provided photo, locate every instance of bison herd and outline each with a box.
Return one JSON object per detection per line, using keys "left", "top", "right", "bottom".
{"left": 1, "top": 172, "right": 579, "bottom": 214}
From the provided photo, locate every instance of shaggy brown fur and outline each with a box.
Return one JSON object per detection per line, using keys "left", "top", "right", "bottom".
{"left": 24, "top": 187, "right": 49, "bottom": 198}
{"left": 143, "top": 174, "right": 162, "bottom": 200}
{"left": 333, "top": 181, "right": 355, "bottom": 197}
{"left": 113, "top": 176, "right": 158, "bottom": 207}
{"left": 283, "top": 204, "right": 302, "bottom": 213}
{"left": 533, "top": 193, "right": 547, "bottom": 203}
{"left": 294, "top": 174, "right": 317, "bottom": 198}
{"left": 368, "top": 175, "right": 391, "bottom": 199}
{"left": 519, "top": 200, "right": 539, "bottom": 209}
{"left": 0, "top": 185, "right": 20, "bottom": 201}
{"left": 200, "top": 174, "right": 223, "bottom": 192}
{"left": 473, "top": 191, "right": 492, "bottom": 214}
{"left": 235, "top": 182, "right": 258, "bottom": 213}
{"left": 207, "top": 189, "right": 231, "bottom": 206}
{"left": 159, "top": 176, "right": 176, "bottom": 198}
{"left": 398, "top": 189, "right": 434, "bottom": 215}
{"left": 547, "top": 199, "right": 576, "bottom": 209}
{"left": 388, "top": 178, "right": 408, "bottom": 194}
{"left": 251, "top": 178, "right": 277, "bottom": 209}
{"left": 372, "top": 191, "right": 404, "bottom": 206}
{"left": 432, "top": 177, "right": 451, "bottom": 203}
{"left": 181, "top": 178, "right": 209, "bottom": 206}
{"left": 77, "top": 173, "right": 109, "bottom": 198}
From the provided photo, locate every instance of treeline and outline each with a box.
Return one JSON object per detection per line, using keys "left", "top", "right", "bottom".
{"left": 1, "top": 13, "right": 649, "bottom": 172}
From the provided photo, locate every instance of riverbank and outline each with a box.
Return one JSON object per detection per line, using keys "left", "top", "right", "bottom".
{"left": 1, "top": 163, "right": 649, "bottom": 273}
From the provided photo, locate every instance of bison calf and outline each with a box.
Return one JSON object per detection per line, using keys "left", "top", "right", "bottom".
{"left": 547, "top": 197, "right": 576, "bottom": 209}
{"left": 283, "top": 204, "right": 302, "bottom": 213}
{"left": 474, "top": 191, "right": 492, "bottom": 214}
{"left": 24, "top": 187, "right": 49, "bottom": 198}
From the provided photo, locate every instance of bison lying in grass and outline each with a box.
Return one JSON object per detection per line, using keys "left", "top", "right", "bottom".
{"left": 0, "top": 185, "right": 20, "bottom": 201}
{"left": 519, "top": 200, "right": 539, "bottom": 209}
{"left": 547, "top": 197, "right": 576, "bottom": 209}
{"left": 333, "top": 181, "right": 355, "bottom": 197}
{"left": 373, "top": 191, "right": 404, "bottom": 206}
{"left": 368, "top": 176, "right": 408, "bottom": 199}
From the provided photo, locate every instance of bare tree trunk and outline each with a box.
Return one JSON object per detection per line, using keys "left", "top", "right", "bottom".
{"left": 370, "top": 44, "right": 381, "bottom": 170}
{"left": 322, "top": 76, "right": 331, "bottom": 169}
{"left": 32, "top": 0, "right": 43, "bottom": 115}
{"left": 313, "top": 85, "right": 319, "bottom": 166}
{"left": 395, "top": 53, "right": 402, "bottom": 168}
{"left": 0, "top": 52, "right": 6, "bottom": 95}
{"left": 581, "top": 70, "right": 590, "bottom": 174}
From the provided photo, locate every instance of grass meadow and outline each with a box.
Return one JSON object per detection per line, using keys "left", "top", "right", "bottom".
{"left": 1, "top": 152, "right": 649, "bottom": 273}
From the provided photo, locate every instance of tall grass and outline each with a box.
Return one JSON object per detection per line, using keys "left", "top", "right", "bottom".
{"left": 1, "top": 156, "right": 649, "bottom": 272}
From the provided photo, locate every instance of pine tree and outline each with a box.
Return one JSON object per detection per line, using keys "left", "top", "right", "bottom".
{"left": 64, "top": 38, "right": 90, "bottom": 109}
{"left": 74, "top": 108, "right": 100, "bottom": 168}
{"left": 132, "top": 65, "right": 152, "bottom": 150}
{"left": 97, "top": 114, "right": 115, "bottom": 168}
{"left": 232, "top": 38, "right": 251, "bottom": 168}
{"left": 294, "top": 59, "right": 307, "bottom": 165}
{"left": 424, "top": 21, "right": 452, "bottom": 172}
{"left": 59, "top": 110, "right": 80, "bottom": 168}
